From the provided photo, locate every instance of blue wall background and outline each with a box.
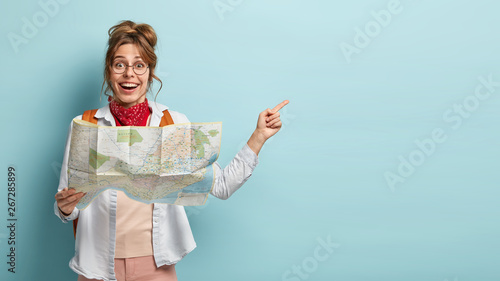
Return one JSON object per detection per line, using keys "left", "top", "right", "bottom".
{"left": 1, "top": 0, "right": 500, "bottom": 280}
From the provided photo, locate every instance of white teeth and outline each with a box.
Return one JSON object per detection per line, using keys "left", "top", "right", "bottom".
{"left": 121, "top": 83, "right": 138, "bottom": 88}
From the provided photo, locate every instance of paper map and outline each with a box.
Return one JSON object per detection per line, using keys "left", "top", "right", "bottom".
{"left": 67, "top": 119, "right": 221, "bottom": 209}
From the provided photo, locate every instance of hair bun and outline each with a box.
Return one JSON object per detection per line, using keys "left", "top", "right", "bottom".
{"left": 108, "top": 20, "right": 157, "bottom": 49}
{"left": 135, "top": 24, "right": 157, "bottom": 48}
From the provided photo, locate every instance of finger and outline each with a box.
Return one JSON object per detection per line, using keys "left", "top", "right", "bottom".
{"left": 59, "top": 204, "right": 77, "bottom": 216}
{"left": 64, "top": 194, "right": 84, "bottom": 205}
{"left": 59, "top": 193, "right": 83, "bottom": 206}
{"left": 59, "top": 202, "right": 76, "bottom": 211}
{"left": 59, "top": 192, "right": 85, "bottom": 205}
{"left": 59, "top": 199, "right": 81, "bottom": 212}
{"left": 68, "top": 192, "right": 86, "bottom": 202}
{"left": 271, "top": 100, "right": 289, "bottom": 113}
{"left": 63, "top": 188, "right": 77, "bottom": 197}
{"left": 55, "top": 191, "right": 65, "bottom": 200}
{"left": 270, "top": 120, "right": 282, "bottom": 129}
{"left": 266, "top": 112, "right": 280, "bottom": 122}
{"left": 55, "top": 187, "right": 68, "bottom": 199}
{"left": 267, "top": 118, "right": 282, "bottom": 127}
{"left": 55, "top": 188, "right": 77, "bottom": 200}
{"left": 260, "top": 109, "right": 271, "bottom": 118}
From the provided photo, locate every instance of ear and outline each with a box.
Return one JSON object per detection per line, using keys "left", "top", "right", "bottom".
{"left": 149, "top": 68, "right": 155, "bottom": 82}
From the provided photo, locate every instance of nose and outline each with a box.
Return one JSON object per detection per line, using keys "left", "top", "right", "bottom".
{"left": 124, "top": 65, "right": 135, "bottom": 77}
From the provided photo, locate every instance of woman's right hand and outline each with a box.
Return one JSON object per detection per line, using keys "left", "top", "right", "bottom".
{"left": 55, "top": 187, "right": 86, "bottom": 216}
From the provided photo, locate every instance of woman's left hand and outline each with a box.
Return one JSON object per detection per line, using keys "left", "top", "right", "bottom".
{"left": 247, "top": 100, "right": 289, "bottom": 155}
{"left": 256, "top": 100, "right": 289, "bottom": 140}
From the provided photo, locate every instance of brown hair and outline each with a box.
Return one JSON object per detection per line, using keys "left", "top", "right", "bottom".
{"left": 101, "top": 20, "right": 162, "bottom": 100}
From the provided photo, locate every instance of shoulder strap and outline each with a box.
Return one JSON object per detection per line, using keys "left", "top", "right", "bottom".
{"left": 159, "top": 110, "right": 174, "bottom": 126}
{"left": 72, "top": 109, "right": 174, "bottom": 239}
{"left": 82, "top": 109, "right": 98, "bottom": 124}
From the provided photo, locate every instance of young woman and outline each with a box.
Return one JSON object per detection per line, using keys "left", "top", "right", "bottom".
{"left": 54, "top": 20, "right": 288, "bottom": 281}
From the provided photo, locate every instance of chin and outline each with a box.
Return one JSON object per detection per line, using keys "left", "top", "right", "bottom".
{"left": 113, "top": 92, "right": 147, "bottom": 107}
{"left": 119, "top": 97, "right": 144, "bottom": 106}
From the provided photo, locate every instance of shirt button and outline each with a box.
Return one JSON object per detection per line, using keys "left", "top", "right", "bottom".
{"left": 154, "top": 219, "right": 159, "bottom": 223}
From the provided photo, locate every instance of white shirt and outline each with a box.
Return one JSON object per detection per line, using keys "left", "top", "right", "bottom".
{"left": 54, "top": 102, "right": 259, "bottom": 281}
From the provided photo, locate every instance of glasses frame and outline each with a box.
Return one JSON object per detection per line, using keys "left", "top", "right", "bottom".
{"left": 111, "top": 61, "right": 149, "bottom": 76}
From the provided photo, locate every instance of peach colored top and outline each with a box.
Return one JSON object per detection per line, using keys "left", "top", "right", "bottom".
{"left": 114, "top": 191, "right": 154, "bottom": 258}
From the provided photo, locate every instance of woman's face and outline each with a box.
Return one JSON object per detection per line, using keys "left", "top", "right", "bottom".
{"left": 110, "top": 44, "right": 150, "bottom": 108}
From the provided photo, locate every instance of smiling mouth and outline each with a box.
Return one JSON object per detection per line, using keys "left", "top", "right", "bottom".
{"left": 120, "top": 83, "right": 139, "bottom": 90}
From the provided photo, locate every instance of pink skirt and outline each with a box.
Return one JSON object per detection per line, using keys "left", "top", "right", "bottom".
{"left": 77, "top": 255, "right": 177, "bottom": 281}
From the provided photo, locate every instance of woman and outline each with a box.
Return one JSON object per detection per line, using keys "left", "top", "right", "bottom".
{"left": 54, "top": 20, "right": 288, "bottom": 281}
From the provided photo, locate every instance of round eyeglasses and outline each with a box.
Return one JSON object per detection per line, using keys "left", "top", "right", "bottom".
{"left": 112, "top": 61, "right": 149, "bottom": 75}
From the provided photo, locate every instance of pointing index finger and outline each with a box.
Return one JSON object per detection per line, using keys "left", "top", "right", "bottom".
{"left": 271, "top": 100, "right": 289, "bottom": 113}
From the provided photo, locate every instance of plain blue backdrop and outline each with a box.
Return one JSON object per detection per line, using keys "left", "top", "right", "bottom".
{"left": 1, "top": 0, "right": 500, "bottom": 280}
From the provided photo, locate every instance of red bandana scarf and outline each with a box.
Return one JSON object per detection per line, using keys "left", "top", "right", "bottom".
{"left": 109, "top": 97, "right": 151, "bottom": 126}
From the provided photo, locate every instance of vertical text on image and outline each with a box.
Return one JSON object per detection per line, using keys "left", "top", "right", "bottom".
{"left": 6, "top": 166, "right": 17, "bottom": 274}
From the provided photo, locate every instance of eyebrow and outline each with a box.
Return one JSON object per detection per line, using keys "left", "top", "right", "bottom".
{"left": 113, "top": 56, "right": 143, "bottom": 60}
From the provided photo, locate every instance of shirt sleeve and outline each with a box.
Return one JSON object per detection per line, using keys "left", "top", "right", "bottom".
{"left": 54, "top": 118, "right": 80, "bottom": 222}
{"left": 210, "top": 143, "right": 259, "bottom": 200}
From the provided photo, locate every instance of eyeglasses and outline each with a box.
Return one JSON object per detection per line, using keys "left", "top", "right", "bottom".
{"left": 112, "top": 61, "right": 149, "bottom": 75}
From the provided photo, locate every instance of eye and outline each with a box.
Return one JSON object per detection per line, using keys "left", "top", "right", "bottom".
{"left": 114, "top": 62, "right": 125, "bottom": 68}
{"left": 135, "top": 62, "right": 146, "bottom": 69}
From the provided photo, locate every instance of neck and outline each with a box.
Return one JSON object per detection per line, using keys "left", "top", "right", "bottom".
{"left": 112, "top": 97, "right": 147, "bottom": 109}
